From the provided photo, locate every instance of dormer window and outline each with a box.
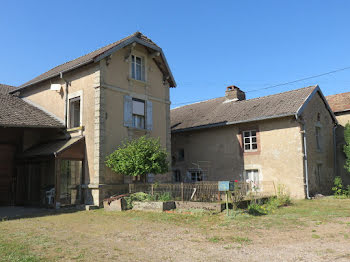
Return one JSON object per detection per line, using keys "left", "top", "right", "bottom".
{"left": 131, "top": 55, "right": 145, "bottom": 81}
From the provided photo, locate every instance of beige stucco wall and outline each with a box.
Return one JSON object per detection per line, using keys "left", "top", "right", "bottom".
{"left": 301, "top": 92, "right": 335, "bottom": 195}
{"left": 20, "top": 63, "right": 100, "bottom": 204}
{"left": 172, "top": 116, "right": 306, "bottom": 199}
{"left": 100, "top": 44, "right": 171, "bottom": 201}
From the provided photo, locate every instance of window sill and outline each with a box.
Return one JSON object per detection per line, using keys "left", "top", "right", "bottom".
{"left": 67, "top": 126, "right": 85, "bottom": 132}
{"left": 127, "top": 126, "right": 150, "bottom": 132}
{"left": 127, "top": 77, "right": 148, "bottom": 86}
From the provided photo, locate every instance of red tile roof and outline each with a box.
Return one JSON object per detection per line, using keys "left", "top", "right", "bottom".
{"left": 326, "top": 92, "right": 350, "bottom": 113}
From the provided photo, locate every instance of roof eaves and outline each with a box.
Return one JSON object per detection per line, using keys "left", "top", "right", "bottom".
{"left": 296, "top": 85, "right": 338, "bottom": 125}
{"left": 172, "top": 113, "right": 296, "bottom": 133}
{"left": 10, "top": 60, "right": 94, "bottom": 94}
{"left": 94, "top": 36, "right": 176, "bottom": 87}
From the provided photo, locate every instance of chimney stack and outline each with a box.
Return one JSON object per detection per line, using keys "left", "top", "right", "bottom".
{"left": 225, "top": 85, "right": 246, "bottom": 101}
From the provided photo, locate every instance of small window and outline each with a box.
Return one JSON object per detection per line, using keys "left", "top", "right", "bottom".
{"left": 189, "top": 170, "right": 203, "bottom": 182}
{"left": 244, "top": 169, "right": 260, "bottom": 191}
{"left": 132, "top": 99, "right": 145, "bottom": 129}
{"left": 178, "top": 149, "right": 185, "bottom": 161}
{"left": 69, "top": 97, "right": 81, "bottom": 128}
{"left": 173, "top": 170, "right": 181, "bottom": 182}
{"left": 316, "top": 127, "right": 322, "bottom": 150}
{"left": 131, "top": 55, "right": 145, "bottom": 81}
{"left": 243, "top": 130, "right": 257, "bottom": 151}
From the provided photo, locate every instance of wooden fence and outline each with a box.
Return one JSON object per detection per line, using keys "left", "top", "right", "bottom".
{"left": 127, "top": 181, "right": 276, "bottom": 202}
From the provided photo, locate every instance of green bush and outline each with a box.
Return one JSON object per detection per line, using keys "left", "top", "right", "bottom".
{"left": 332, "top": 176, "right": 350, "bottom": 198}
{"left": 247, "top": 203, "right": 267, "bottom": 216}
{"left": 105, "top": 136, "right": 169, "bottom": 178}
{"left": 124, "top": 192, "right": 173, "bottom": 209}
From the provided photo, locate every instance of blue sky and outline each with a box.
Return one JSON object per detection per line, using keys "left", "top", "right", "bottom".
{"left": 1, "top": 1, "right": 350, "bottom": 108}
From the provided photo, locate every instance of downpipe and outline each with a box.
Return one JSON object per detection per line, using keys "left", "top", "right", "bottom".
{"left": 333, "top": 125, "right": 337, "bottom": 178}
{"left": 296, "top": 115, "right": 311, "bottom": 199}
{"left": 60, "top": 72, "right": 69, "bottom": 128}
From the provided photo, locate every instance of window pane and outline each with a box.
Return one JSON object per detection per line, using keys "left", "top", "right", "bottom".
{"left": 252, "top": 137, "right": 257, "bottom": 143}
{"left": 136, "top": 64, "right": 141, "bottom": 80}
{"left": 136, "top": 56, "right": 142, "bottom": 65}
{"left": 252, "top": 143, "right": 258, "bottom": 150}
{"left": 251, "top": 130, "right": 256, "bottom": 136}
{"left": 244, "top": 138, "right": 250, "bottom": 143}
{"left": 245, "top": 144, "right": 250, "bottom": 150}
{"left": 243, "top": 131, "right": 250, "bottom": 137}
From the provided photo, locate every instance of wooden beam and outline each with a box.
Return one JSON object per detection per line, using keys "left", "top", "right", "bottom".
{"left": 54, "top": 159, "right": 61, "bottom": 209}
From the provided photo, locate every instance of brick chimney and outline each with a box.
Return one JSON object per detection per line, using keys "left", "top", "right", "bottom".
{"left": 225, "top": 85, "right": 246, "bottom": 101}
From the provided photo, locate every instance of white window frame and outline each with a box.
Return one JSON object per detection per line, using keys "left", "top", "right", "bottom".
{"left": 244, "top": 169, "right": 261, "bottom": 192}
{"left": 243, "top": 130, "right": 258, "bottom": 152}
{"left": 131, "top": 54, "right": 146, "bottom": 82}
{"left": 68, "top": 90, "right": 83, "bottom": 128}
{"left": 132, "top": 98, "right": 145, "bottom": 129}
{"left": 189, "top": 169, "right": 203, "bottom": 182}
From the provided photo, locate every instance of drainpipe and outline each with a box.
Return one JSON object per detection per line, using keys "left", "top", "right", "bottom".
{"left": 60, "top": 72, "right": 69, "bottom": 128}
{"left": 296, "top": 115, "right": 311, "bottom": 199}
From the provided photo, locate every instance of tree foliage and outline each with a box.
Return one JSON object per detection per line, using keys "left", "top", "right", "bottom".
{"left": 105, "top": 136, "right": 169, "bottom": 177}
{"left": 344, "top": 123, "right": 350, "bottom": 172}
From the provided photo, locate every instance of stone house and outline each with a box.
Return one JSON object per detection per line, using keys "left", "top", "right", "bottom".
{"left": 2, "top": 32, "right": 176, "bottom": 207}
{"left": 326, "top": 92, "right": 350, "bottom": 186}
{"left": 171, "top": 85, "right": 337, "bottom": 199}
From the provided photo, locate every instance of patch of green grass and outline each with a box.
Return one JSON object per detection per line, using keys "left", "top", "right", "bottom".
{"left": 208, "top": 236, "right": 223, "bottom": 243}
{"left": 230, "top": 236, "right": 252, "bottom": 245}
{"left": 0, "top": 239, "right": 40, "bottom": 262}
{"left": 312, "top": 234, "right": 321, "bottom": 239}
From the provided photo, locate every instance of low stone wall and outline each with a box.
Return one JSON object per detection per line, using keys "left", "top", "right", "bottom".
{"left": 175, "top": 201, "right": 223, "bottom": 212}
{"left": 132, "top": 201, "right": 176, "bottom": 212}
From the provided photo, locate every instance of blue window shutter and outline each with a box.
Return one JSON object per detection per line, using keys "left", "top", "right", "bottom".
{"left": 124, "top": 95, "right": 132, "bottom": 127}
{"left": 146, "top": 100, "right": 153, "bottom": 130}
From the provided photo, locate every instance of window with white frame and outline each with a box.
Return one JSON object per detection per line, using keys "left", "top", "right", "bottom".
{"left": 132, "top": 98, "right": 145, "bottom": 129}
{"left": 69, "top": 97, "right": 81, "bottom": 128}
{"left": 243, "top": 130, "right": 258, "bottom": 151}
{"left": 189, "top": 169, "right": 203, "bottom": 182}
{"left": 131, "top": 55, "right": 145, "bottom": 81}
{"left": 316, "top": 126, "right": 322, "bottom": 150}
{"left": 244, "top": 169, "right": 260, "bottom": 191}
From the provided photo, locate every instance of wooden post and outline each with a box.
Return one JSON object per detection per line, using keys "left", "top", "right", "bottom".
{"left": 226, "top": 191, "right": 229, "bottom": 216}
{"left": 54, "top": 159, "right": 61, "bottom": 209}
{"left": 181, "top": 182, "right": 184, "bottom": 202}
{"left": 151, "top": 184, "right": 154, "bottom": 196}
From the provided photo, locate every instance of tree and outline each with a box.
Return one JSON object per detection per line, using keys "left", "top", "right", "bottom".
{"left": 344, "top": 123, "right": 350, "bottom": 172}
{"left": 105, "top": 136, "right": 169, "bottom": 179}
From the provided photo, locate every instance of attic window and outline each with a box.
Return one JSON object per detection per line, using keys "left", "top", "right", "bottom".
{"left": 131, "top": 55, "right": 145, "bottom": 81}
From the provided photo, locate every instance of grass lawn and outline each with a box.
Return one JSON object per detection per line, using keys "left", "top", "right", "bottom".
{"left": 0, "top": 198, "right": 350, "bottom": 262}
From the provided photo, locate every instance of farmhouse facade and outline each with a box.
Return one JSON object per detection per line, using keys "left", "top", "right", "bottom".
{"left": 1, "top": 32, "right": 175, "bottom": 207}
{"left": 171, "top": 85, "right": 337, "bottom": 199}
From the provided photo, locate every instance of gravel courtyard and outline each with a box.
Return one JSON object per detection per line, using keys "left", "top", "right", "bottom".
{"left": 0, "top": 198, "right": 349, "bottom": 262}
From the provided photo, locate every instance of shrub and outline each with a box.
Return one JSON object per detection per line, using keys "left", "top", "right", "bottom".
{"left": 124, "top": 192, "right": 173, "bottom": 209}
{"left": 247, "top": 203, "right": 267, "bottom": 216}
{"left": 343, "top": 123, "right": 350, "bottom": 172}
{"left": 105, "top": 136, "right": 169, "bottom": 178}
{"left": 332, "top": 176, "right": 350, "bottom": 198}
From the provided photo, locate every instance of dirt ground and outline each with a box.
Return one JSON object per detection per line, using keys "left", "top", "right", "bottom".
{"left": 0, "top": 198, "right": 350, "bottom": 262}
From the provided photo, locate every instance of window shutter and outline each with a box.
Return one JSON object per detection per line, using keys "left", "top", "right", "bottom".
{"left": 141, "top": 58, "right": 146, "bottom": 81}
{"left": 146, "top": 100, "right": 153, "bottom": 130}
{"left": 124, "top": 95, "right": 132, "bottom": 127}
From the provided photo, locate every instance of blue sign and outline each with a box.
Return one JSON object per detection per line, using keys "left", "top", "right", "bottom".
{"left": 218, "top": 181, "right": 234, "bottom": 191}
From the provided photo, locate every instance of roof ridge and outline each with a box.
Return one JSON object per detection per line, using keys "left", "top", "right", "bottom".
{"left": 171, "top": 85, "right": 317, "bottom": 110}
{"left": 326, "top": 91, "right": 350, "bottom": 98}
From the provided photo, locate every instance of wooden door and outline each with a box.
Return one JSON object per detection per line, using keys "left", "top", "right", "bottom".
{"left": 0, "top": 145, "right": 15, "bottom": 205}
